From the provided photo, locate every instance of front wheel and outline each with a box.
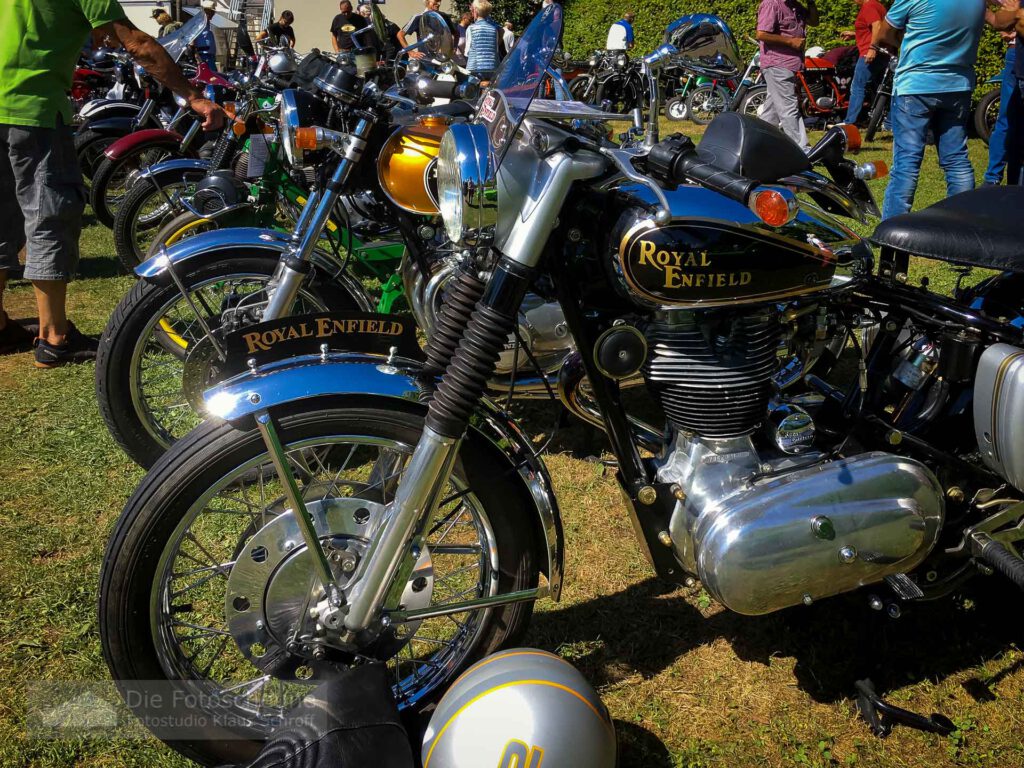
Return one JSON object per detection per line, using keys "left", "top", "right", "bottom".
{"left": 739, "top": 85, "right": 768, "bottom": 119}
{"left": 95, "top": 255, "right": 358, "bottom": 468}
{"left": 112, "top": 171, "right": 192, "bottom": 271}
{"left": 89, "top": 144, "right": 181, "bottom": 229}
{"left": 100, "top": 405, "right": 538, "bottom": 765}
{"left": 864, "top": 92, "right": 891, "bottom": 142}
{"left": 686, "top": 83, "right": 730, "bottom": 125}
{"left": 664, "top": 95, "right": 689, "bottom": 122}
{"left": 974, "top": 89, "right": 1000, "bottom": 145}
{"left": 73, "top": 128, "right": 119, "bottom": 185}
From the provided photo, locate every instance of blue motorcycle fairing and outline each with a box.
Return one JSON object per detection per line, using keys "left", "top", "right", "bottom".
{"left": 203, "top": 351, "right": 565, "bottom": 601}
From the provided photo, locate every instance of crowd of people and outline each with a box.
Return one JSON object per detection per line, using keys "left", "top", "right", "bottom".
{"left": 756, "top": 0, "right": 1024, "bottom": 219}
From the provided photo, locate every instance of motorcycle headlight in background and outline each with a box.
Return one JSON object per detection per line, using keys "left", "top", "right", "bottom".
{"left": 436, "top": 123, "right": 496, "bottom": 245}
{"left": 615, "top": 53, "right": 628, "bottom": 70}
{"left": 278, "top": 89, "right": 327, "bottom": 165}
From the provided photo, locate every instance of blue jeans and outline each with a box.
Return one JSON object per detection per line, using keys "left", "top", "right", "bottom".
{"left": 983, "top": 47, "right": 1022, "bottom": 184}
{"left": 882, "top": 92, "right": 975, "bottom": 219}
{"left": 845, "top": 55, "right": 886, "bottom": 124}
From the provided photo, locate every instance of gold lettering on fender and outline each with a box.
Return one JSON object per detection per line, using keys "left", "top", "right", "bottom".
{"left": 244, "top": 331, "right": 271, "bottom": 353}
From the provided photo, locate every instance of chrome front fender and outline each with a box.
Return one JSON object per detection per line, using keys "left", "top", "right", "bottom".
{"left": 204, "top": 352, "right": 564, "bottom": 600}
{"left": 134, "top": 228, "right": 374, "bottom": 312}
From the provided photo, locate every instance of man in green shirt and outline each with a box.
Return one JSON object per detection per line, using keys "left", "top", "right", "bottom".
{"left": 0, "top": 0, "right": 226, "bottom": 367}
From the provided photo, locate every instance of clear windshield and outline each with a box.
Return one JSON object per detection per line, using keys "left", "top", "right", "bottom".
{"left": 477, "top": 3, "right": 561, "bottom": 166}
{"left": 159, "top": 10, "right": 209, "bottom": 64}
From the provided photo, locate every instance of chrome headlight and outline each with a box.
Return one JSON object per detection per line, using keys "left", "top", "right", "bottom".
{"left": 407, "top": 60, "right": 422, "bottom": 74}
{"left": 279, "top": 89, "right": 303, "bottom": 165}
{"left": 437, "top": 123, "right": 496, "bottom": 245}
{"left": 614, "top": 53, "right": 628, "bottom": 70}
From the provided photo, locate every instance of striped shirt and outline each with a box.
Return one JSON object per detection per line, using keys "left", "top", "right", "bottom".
{"left": 466, "top": 18, "right": 500, "bottom": 74}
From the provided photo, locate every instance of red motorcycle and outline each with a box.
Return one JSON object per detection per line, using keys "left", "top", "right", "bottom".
{"left": 88, "top": 62, "right": 234, "bottom": 229}
{"left": 739, "top": 45, "right": 858, "bottom": 128}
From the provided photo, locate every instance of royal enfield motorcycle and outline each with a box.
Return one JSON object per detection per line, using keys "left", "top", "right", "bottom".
{"left": 100, "top": 9, "right": 1024, "bottom": 765}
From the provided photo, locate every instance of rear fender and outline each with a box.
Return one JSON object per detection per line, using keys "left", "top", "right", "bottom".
{"left": 203, "top": 353, "right": 565, "bottom": 600}
{"left": 103, "top": 128, "right": 190, "bottom": 160}
{"left": 134, "top": 227, "right": 374, "bottom": 311}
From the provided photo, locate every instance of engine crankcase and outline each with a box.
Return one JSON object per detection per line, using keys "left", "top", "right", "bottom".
{"left": 668, "top": 449, "right": 944, "bottom": 615}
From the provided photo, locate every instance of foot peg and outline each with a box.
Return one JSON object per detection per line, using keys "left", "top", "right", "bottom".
{"left": 855, "top": 679, "right": 955, "bottom": 737}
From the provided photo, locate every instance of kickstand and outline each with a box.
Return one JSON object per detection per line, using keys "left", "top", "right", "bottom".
{"left": 855, "top": 679, "right": 956, "bottom": 737}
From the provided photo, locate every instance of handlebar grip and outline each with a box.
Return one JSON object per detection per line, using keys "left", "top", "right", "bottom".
{"left": 677, "top": 155, "right": 759, "bottom": 205}
{"left": 647, "top": 133, "right": 758, "bottom": 205}
{"left": 976, "top": 535, "right": 1024, "bottom": 591}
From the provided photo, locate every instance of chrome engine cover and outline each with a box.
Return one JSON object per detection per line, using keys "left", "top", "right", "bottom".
{"left": 661, "top": 435, "right": 944, "bottom": 615}
{"left": 974, "top": 343, "right": 1024, "bottom": 492}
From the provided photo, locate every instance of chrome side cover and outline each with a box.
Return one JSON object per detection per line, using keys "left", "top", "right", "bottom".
{"left": 664, "top": 437, "right": 944, "bottom": 616}
{"left": 204, "top": 352, "right": 564, "bottom": 600}
{"left": 974, "top": 343, "right": 1024, "bottom": 492}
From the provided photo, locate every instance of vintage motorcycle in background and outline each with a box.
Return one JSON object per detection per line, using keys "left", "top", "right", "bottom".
{"left": 99, "top": 8, "right": 1024, "bottom": 766}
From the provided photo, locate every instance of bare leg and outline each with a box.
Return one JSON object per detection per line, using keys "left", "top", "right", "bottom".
{"left": 33, "top": 279, "right": 68, "bottom": 345}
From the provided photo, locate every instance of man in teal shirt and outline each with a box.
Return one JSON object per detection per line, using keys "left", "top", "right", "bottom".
{"left": 0, "top": 0, "right": 225, "bottom": 366}
{"left": 876, "top": 0, "right": 1019, "bottom": 219}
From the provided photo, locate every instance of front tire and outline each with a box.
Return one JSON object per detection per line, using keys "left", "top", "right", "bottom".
{"left": 664, "top": 95, "right": 689, "bottom": 122}
{"left": 90, "top": 144, "right": 180, "bottom": 229}
{"left": 112, "top": 171, "right": 191, "bottom": 271}
{"left": 864, "top": 92, "right": 891, "bottom": 142}
{"left": 100, "top": 405, "right": 538, "bottom": 765}
{"left": 739, "top": 85, "right": 768, "bottom": 119}
{"left": 73, "top": 128, "right": 118, "bottom": 184}
{"left": 95, "top": 255, "right": 358, "bottom": 468}
{"left": 974, "top": 89, "right": 1000, "bottom": 145}
{"left": 686, "top": 84, "right": 729, "bottom": 125}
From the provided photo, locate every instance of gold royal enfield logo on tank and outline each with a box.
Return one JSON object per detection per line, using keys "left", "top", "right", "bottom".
{"left": 617, "top": 220, "right": 835, "bottom": 308}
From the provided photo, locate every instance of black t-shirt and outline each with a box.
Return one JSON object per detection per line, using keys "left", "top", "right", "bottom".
{"left": 266, "top": 22, "right": 295, "bottom": 47}
{"left": 331, "top": 12, "right": 368, "bottom": 51}
{"left": 402, "top": 11, "right": 459, "bottom": 40}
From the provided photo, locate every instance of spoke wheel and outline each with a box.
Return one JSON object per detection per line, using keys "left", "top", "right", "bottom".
{"left": 101, "top": 406, "right": 538, "bottom": 765}
{"left": 112, "top": 176, "right": 190, "bottom": 272}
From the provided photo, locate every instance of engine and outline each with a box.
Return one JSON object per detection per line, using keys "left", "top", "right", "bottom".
{"left": 644, "top": 310, "right": 780, "bottom": 438}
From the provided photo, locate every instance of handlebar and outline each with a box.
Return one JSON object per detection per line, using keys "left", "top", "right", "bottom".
{"left": 647, "top": 133, "right": 758, "bottom": 205}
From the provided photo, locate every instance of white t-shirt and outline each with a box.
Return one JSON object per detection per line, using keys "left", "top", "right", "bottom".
{"left": 503, "top": 28, "right": 514, "bottom": 50}
{"left": 606, "top": 22, "right": 628, "bottom": 50}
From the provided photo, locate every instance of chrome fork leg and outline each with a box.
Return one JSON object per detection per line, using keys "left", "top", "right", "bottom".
{"left": 343, "top": 426, "right": 461, "bottom": 633}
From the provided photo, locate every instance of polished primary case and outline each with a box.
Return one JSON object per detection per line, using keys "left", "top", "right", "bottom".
{"left": 974, "top": 343, "right": 1024, "bottom": 492}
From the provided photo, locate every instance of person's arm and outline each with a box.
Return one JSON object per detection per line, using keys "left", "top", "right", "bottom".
{"left": 1018, "top": 7, "right": 1024, "bottom": 36}
{"left": 986, "top": 0, "right": 1020, "bottom": 30}
{"left": 256, "top": 28, "right": 269, "bottom": 42}
{"left": 756, "top": 31, "right": 805, "bottom": 50}
{"left": 330, "top": 20, "right": 340, "bottom": 52}
{"left": 755, "top": 3, "right": 803, "bottom": 50}
{"left": 99, "top": 18, "right": 225, "bottom": 129}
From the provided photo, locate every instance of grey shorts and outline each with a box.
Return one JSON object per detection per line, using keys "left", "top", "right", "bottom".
{"left": 0, "top": 117, "right": 86, "bottom": 281}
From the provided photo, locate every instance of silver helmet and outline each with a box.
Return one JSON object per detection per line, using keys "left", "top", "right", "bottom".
{"left": 422, "top": 649, "right": 617, "bottom": 768}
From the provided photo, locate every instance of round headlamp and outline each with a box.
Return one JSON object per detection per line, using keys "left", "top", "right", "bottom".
{"left": 407, "top": 60, "right": 422, "bottom": 74}
{"left": 436, "top": 123, "right": 496, "bottom": 245}
{"left": 278, "top": 89, "right": 326, "bottom": 166}
{"left": 615, "top": 53, "right": 628, "bottom": 70}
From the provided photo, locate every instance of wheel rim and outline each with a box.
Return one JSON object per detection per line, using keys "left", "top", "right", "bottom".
{"left": 986, "top": 97, "right": 1000, "bottom": 135}
{"left": 744, "top": 92, "right": 766, "bottom": 116}
{"left": 155, "top": 217, "right": 217, "bottom": 351}
{"left": 105, "top": 148, "right": 172, "bottom": 216}
{"left": 691, "top": 89, "right": 727, "bottom": 122}
{"left": 126, "top": 182, "right": 189, "bottom": 265}
{"left": 127, "top": 273, "right": 329, "bottom": 451}
{"left": 148, "top": 432, "right": 499, "bottom": 733}
{"left": 667, "top": 99, "right": 687, "bottom": 119}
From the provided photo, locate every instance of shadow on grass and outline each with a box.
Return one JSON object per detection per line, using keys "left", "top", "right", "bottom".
{"left": 527, "top": 576, "right": 1024, "bottom": 707}
{"left": 615, "top": 719, "right": 672, "bottom": 768}
{"left": 77, "top": 254, "right": 124, "bottom": 279}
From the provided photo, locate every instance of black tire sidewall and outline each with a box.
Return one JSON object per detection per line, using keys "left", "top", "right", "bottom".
{"left": 100, "top": 405, "right": 538, "bottom": 766}
{"left": 112, "top": 171, "right": 186, "bottom": 272}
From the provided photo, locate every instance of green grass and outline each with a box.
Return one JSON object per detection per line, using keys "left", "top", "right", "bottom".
{"left": 1, "top": 132, "right": 1022, "bottom": 768}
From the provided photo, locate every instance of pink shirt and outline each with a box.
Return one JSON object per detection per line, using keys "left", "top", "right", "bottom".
{"left": 757, "top": 0, "right": 808, "bottom": 72}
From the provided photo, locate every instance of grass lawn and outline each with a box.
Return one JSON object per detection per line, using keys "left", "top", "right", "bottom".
{"left": 1, "top": 130, "right": 1022, "bottom": 768}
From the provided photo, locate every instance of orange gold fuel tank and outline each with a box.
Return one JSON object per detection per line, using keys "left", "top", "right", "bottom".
{"left": 377, "top": 116, "right": 449, "bottom": 215}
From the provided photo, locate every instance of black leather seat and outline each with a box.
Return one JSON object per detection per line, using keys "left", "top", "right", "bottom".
{"left": 696, "top": 111, "right": 811, "bottom": 183}
{"left": 872, "top": 186, "right": 1024, "bottom": 272}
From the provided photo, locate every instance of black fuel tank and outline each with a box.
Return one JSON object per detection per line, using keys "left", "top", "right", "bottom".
{"left": 610, "top": 184, "right": 856, "bottom": 309}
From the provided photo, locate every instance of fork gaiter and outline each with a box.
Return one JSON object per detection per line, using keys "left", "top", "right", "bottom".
{"left": 425, "top": 257, "right": 533, "bottom": 438}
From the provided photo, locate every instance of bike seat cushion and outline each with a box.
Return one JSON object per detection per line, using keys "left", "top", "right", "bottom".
{"left": 871, "top": 186, "right": 1024, "bottom": 273}
{"left": 695, "top": 112, "right": 811, "bottom": 183}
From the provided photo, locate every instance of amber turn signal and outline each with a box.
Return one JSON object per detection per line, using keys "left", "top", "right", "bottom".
{"left": 223, "top": 101, "right": 237, "bottom": 118}
{"left": 294, "top": 126, "right": 319, "bottom": 151}
{"left": 840, "top": 123, "right": 862, "bottom": 152}
{"left": 854, "top": 160, "right": 889, "bottom": 181}
{"left": 749, "top": 189, "right": 797, "bottom": 228}
{"left": 231, "top": 121, "right": 247, "bottom": 137}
